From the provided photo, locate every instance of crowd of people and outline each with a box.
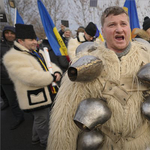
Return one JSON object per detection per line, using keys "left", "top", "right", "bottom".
{"left": 1, "top": 5, "right": 150, "bottom": 150}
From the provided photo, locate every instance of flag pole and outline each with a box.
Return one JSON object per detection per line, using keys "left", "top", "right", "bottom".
{"left": 14, "top": 7, "right": 16, "bottom": 26}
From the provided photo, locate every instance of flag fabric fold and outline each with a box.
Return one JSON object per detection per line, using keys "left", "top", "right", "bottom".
{"left": 95, "top": 26, "right": 104, "bottom": 42}
{"left": 37, "top": 0, "right": 68, "bottom": 56}
{"left": 123, "top": 0, "right": 140, "bottom": 38}
{"left": 15, "top": 9, "right": 24, "bottom": 24}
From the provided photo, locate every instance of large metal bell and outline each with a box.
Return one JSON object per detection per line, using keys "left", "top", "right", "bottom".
{"left": 74, "top": 98, "right": 111, "bottom": 131}
{"left": 137, "top": 63, "right": 150, "bottom": 86}
{"left": 77, "top": 130, "right": 104, "bottom": 150}
{"left": 141, "top": 95, "right": 150, "bottom": 121}
{"left": 68, "top": 55, "right": 103, "bottom": 82}
{"left": 76, "top": 42, "right": 98, "bottom": 55}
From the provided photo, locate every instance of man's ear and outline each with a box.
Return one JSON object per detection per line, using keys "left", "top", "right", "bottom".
{"left": 18, "top": 39, "right": 23, "bottom": 43}
{"left": 101, "top": 27, "right": 105, "bottom": 39}
{"left": 101, "top": 27, "right": 104, "bottom": 35}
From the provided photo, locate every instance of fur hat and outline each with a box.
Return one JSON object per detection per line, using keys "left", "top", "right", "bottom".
{"left": 143, "top": 16, "right": 150, "bottom": 31}
{"left": 15, "top": 24, "right": 37, "bottom": 39}
{"left": 85, "top": 22, "right": 97, "bottom": 37}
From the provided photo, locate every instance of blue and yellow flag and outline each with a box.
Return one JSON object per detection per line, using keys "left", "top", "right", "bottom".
{"left": 16, "top": 9, "right": 24, "bottom": 24}
{"left": 123, "top": 0, "right": 140, "bottom": 38}
{"left": 37, "top": 0, "right": 68, "bottom": 56}
{"left": 14, "top": 9, "right": 24, "bottom": 25}
{"left": 95, "top": 26, "right": 104, "bottom": 42}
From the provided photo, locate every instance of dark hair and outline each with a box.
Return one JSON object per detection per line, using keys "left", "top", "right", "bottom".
{"left": 16, "top": 39, "right": 25, "bottom": 42}
{"left": 101, "top": 6, "right": 129, "bottom": 26}
{"left": 143, "top": 16, "right": 150, "bottom": 31}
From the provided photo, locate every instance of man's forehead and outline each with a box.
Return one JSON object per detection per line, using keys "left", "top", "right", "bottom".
{"left": 24, "top": 39, "right": 36, "bottom": 41}
{"left": 105, "top": 14, "right": 129, "bottom": 21}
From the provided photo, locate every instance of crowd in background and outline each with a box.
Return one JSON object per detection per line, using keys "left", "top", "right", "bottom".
{"left": 0, "top": 10, "right": 150, "bottom": 149}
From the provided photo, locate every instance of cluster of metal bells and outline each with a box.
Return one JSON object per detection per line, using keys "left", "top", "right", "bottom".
{"left": 77, "top": 130, "right": 104, "bottom": 150}
{"left": 68, "top": 55, "right": 103, "bottom": 82}
{"left": 137, "top": 63, "right": 150, "bottom": 86}
{"left": 75, "top": 42, "right": 98, "bottom": 55}
{"left": 74, "top": 98, "right": 111, "bottom": 150}
{"left": 68, "top": 42, "right": 103, "bottom": 82}
{"left": 74, "top": 98, "right": 112, "bottom": 131}
{"left": 137, "top": 63, "right": 150, "bottom": 120}
{"left": 141, "top": 95, "right": 150, "bottom": 121}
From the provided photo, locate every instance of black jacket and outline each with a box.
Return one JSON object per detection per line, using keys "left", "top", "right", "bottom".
{"left": 1, "top": 26, "right": 15, "bottom": 84}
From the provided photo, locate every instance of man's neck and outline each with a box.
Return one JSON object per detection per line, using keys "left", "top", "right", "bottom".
{"left": 105, "top": 42, "right": 131, "bottom": 59}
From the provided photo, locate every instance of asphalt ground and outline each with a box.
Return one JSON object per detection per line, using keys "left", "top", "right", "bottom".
{"left": 1, "top": 104, "right": 46, "bottom": 150}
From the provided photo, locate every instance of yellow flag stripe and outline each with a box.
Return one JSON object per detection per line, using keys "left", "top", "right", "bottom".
{"left": 123, "top": 6, "right": 128, "bottom": 12}
{"left": 33, "top": 50, "right": 48, "bottom": 71}
{"left": 53, "top": 27, "right": 68, "bottom": 56}
{"left": 123, "top": 7, "right": 132, "bottom": 40}
{"left": 99, "top": 33, "right": 105, "bottom": 42}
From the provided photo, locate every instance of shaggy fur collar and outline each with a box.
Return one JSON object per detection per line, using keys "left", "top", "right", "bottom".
{"left": 134, "top": 28, "right": 150, "bottom": 41}
{"left": 14, "top": 41, "right": 31, "bottom": 52}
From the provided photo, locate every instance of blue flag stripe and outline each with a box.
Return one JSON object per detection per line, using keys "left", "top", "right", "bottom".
{"left": 123, "top": 0, "right": 140, "bottom": 31}
{"left": 16, "top": 9, "right": 24, "bottom": 24}
{"left": 37, "top": 0, "right": 67, "bottom": 56}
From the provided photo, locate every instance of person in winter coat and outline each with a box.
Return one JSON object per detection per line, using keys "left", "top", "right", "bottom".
{"left": 0, "top": 25, "right": 24, "bottom": 130}
{"left": 61, "top": 28, "right": 72, "bottom": 47}
{"left": 3, "top": 24, "right": 62, "bottom": 148}
{"left": 133, "top": 16, "right": 150, "bottom": 43}
{"left": 67, "top": 22, "right": 98, "bottom": 61}
{"left": 47, "top": 6, "right": 150, "bottom": 150}
{"left": 75, "top": 26, "right": 85, "bottom": 37}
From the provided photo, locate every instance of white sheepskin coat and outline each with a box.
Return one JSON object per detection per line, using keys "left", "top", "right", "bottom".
{"left": 47, "top": 41, "right": 150, "bottom": 150}
{"left": 3, "top": 41, "right": 62, "bottom": 111}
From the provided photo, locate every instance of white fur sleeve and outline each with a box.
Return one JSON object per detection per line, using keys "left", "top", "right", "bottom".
{"left": 3, "top": 50, "right": 54, "bottom": 87}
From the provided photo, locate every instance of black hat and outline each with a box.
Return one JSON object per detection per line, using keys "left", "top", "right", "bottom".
{"left": 143, "top": 16, "right": 150, "bottom": 31}
{"left": 15, "top": 24, "right": 37, "bottom": 39}
{"left": 85, "top": 22, "right": 97, "bottom": 37}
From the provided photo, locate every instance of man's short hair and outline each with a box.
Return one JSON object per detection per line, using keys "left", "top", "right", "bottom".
{"left": 101, "top": 6, "right": 129, "bottom": 27}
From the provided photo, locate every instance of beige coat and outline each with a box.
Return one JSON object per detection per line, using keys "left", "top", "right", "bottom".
{"left": 47, "top": 41, "right": 150, "bottom": 150}
{"left": 3, "top": 41, "right": 62, "bottom": 111}
{"left": 68, "top": 32, "right": 101, "bottom": 61}
{"left": 133, "top": 28, "right": 150, "bottom": 42}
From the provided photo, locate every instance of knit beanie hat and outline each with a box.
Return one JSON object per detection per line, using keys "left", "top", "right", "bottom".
{"left": 64, "top": 28, "right": 71, "bottom": 32}
{"left": 3, "top": 26, "right": 15, "bottom": 33}
{"left": 2, "top": 26, "right": 15, "bottom": 41}
{"left": 85, "top": 22, "right": 97, "bottom": 37}
{"left": 15, "top": 24, "right": 37, "bottom": 39}
{"left": 143, "top": 16, "right": 150, "bottom": 31}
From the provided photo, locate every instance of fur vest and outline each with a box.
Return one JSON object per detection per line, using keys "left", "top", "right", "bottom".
{"left": 133, "top": 28, "right": 150, "bottom": 43}
{"left": 67, "top": 32, "right": 85, "bottom": 61}
{"left": 47, "top": 41, "right": 150, "bottom": 150}
{"left": 3, "top": 41, "right": 62, "bottom": 111}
